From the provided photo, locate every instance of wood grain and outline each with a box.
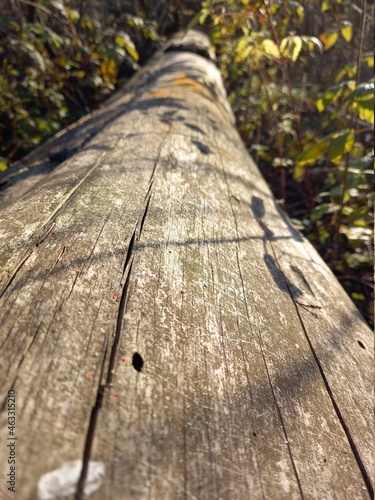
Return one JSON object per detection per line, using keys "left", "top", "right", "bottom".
{"left": 0, "top": 31, "right": 373, "bottom": 500}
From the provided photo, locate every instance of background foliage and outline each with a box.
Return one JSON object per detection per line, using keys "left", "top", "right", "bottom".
{"left": 0, "top": 0, "right": 373, "bottom": 326}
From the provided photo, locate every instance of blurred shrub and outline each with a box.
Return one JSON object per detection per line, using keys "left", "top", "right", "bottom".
{"left": 0, "top": 0, "right": 373, "bottom": 325}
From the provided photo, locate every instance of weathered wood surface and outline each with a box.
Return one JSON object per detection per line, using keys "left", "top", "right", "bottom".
{"left": 0, "top": 31, "right": 373, "bottom": 500}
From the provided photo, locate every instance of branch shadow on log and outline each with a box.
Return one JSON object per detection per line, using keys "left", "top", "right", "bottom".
{"left": 0, "top": 56, "right": 235, "bottom": 205}
{"left": 0, "top": 93, "right": 187, "bottom": 206}
{"left": 250, "top": 195, "right": 303, "bottom": 298}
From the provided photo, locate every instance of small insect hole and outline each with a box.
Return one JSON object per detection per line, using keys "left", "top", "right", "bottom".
{"left": 132, "top": 352, "right": 144, "bottom": 372}
{"left": 323, "top": 458, "right": 327, "bottom": 463}
{"left": 357, "top": 340, "right": 366, "bottom": 350}
{"left": 253, "top": 432, "right": 257, "bottom": 437}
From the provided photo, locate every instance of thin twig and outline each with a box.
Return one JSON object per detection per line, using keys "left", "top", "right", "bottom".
{"left": 330, "top": 0, "right": 368, "bottom": 266}
{"left": 264, "top": 2, "right": 314, "bottom": 210}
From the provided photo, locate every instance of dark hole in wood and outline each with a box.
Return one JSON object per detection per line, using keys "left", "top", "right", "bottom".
{"left": 357, "top": 340, "right": 366, "bottom": 350}
{"left": 323, "top": 459, "right": 327, "bottom": 463}
{"left": 132, "top": 352, "right": 144, "bottom": 372}
{"left": 253, "top": 432, "right": 257, "bottom": 437}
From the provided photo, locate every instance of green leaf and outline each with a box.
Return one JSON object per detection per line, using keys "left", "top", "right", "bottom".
{"left": 335, "top": 62, "right": 357, "bottom": 83}
{"left": 316, "top": 81, "right": 355, "bottom": 111}
{"left": 352, "top": 80, "right": 374, "bottom": 99}
{"left": 295, "top": 140, "right": 329, "bottom": 167}
{"left": 327, "top": 131, "right": 354, "bottom": 164}
{"left": 355, "top": 100, "right": 374, "bottom": 124}
{"left": 352, "top": 81, "right": 374, "bottom": 124}
{"left": 186, "top": 9, "right": 208, "bottom": 31}
{"left": 311, "top": 203, "right": 336, "bottom": 222}
{"left": 18, "top": 41, "right": 46, "bottom": 72}
{"left": 345, "top": 252, "right": 372, "bottom": 268}
{"left": 351, "top": 292, "right": 365, "bottom": 301}
{"left": 344, "top": 227, "right": 373, "bottom": 242}
{"left": 210, "top": 25, "right": 222, "bottom": 45}
{"left": 345, "top": 207, "right": 368, "bottom": 225}
{"left": 40, "top": 26, "right": 64, "bottom": 48}
{"left": 0, "top": 160, "right": 8, "bottom": 172}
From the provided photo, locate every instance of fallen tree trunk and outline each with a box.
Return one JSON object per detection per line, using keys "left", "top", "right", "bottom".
{"left": 0, "top": 31, "right": 373, "bottom": 500}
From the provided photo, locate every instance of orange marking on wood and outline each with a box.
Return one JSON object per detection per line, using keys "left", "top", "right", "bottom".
{"left": 145, "top": 73, "right": 213, "bottom": 100}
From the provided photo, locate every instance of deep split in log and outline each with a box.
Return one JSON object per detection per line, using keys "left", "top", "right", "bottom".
{"left": 0, "top": 31, "right": 373, "bottom": 500}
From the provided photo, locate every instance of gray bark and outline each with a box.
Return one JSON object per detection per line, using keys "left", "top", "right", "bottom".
{"left": 0, "top": 31, "right": 373, "bottom": 500}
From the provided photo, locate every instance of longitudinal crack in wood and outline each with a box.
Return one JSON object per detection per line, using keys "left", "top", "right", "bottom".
{"left": 75, "top": 186, "right": 154, "bottom": 498}
{"left": 75, "top": 241, "right": 135, "bottom": 500}
{"left": 35, "top": 146, "right": 112, "bottom": 230}
{"left": 144, "top": 124, "right": 171, "bottom": 201}
{"left": 75, "top": 336, "right": 109, "bottom": 500}
{"left": 0, "top": 249, "right": 34, "bottom": 298}
{"left": 67, "top": 210, "right": 114, "bottom": 300}
{"left": 0, "top": 148, "right": 111, "bottom": 297}
{"left": 0, "top": 91, "right": 143, "bottom": 205}
{"left": 139, "top": 192, "right": 152, "bottom": 236}
{"left": 233, "top": 228, "right": 305, "bottom": 499}
{"left": 36, "top": 220, "right": 57, "bottom": 247}
{"left": 290, "top": 298, "right": 374, "bottom": 498}
{"left": 217, "top": 143, "right": 305, "bottom": 498}
{"left": 263, "top": 226, "right": 373, "bottom": 497}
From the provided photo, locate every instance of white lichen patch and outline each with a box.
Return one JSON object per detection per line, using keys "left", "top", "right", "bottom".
{"left": 37, "top": 459, "right": 105, "bottom": 500}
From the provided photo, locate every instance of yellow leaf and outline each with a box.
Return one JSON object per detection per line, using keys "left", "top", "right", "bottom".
{"left": 280, "top": 36, "right": 303, "bottom": 61}
{"left": 66, "top": 7, "right": 79, "bottom": 21}
{"left": 100, "top": 59, "right": 118, "bottom": 83}
{"left": 0, "top": 162, "right": 7, "bottom": 172}
{"left": 261, "top": 39, "right": 280, "bottom": 59}
{"left": 235, "top": 36, "right": 252, "bottom": 63}
{"left": 362, "top": 52, "right": 374, "bottom": 68}
{"left": 115, "top": 32, "right": 139, "bottom": 61}
{"left": 293, "top": 164, "right": 305, "bottom": 182}
{"left": 290, "top": 36, "right": 302, "bottom": 62}
{"left": 341, "top": 24, "right": 353, "bottom": 43}
{"left": 356, "top": 103, "right": 374, "bottom": 125}
{"left": 320, "top": 31, "right": 339, "bottom": 51}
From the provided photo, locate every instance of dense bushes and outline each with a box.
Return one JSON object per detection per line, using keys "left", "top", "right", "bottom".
{"left": 191, "top": 0, "right": 374, "bottom": 325}
{"left": 0, "top": 0, "right": 373, "bottom": 325}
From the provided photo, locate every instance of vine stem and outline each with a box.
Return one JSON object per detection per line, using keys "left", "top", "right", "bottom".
{"left": 330, "top": 0, "right": 367, "bottom": 266}
{"left": 264, "top": 1, "right": 315, "bottom": 210}
{"left": 253, "top": 60, "right": 286, "bottom": 203}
